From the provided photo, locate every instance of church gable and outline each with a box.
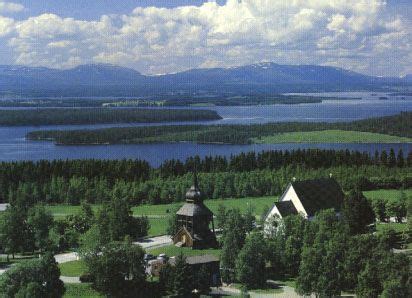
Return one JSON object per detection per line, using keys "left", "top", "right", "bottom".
{"left": 265, "top": 177, "right": 344, "bottom": 221}
{"left": 290, "top": 178, "right": 344, "bottom": 217}
{"left": 280, "top": 184, "right": 308, "bottom": 216}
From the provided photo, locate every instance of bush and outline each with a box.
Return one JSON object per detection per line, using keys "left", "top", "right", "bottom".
{"left": 0, "top": 253, "right": 65, "bottom": 298}
{"left": 79, "top": 273, "right": 94, "bottom": 283}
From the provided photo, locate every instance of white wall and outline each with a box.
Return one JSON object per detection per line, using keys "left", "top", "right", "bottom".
{"left": 281, "top": 185, "right": 308, "bottom": 218}
{"left": 265, "top": 203, "right": 282, "bottom": 220}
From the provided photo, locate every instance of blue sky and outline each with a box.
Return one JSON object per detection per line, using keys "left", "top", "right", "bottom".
{"left": 11, "top": 1, "right": 226, "bottom": 20}
{"left": 0, "top": 0, "right": 411, "bottom": 76}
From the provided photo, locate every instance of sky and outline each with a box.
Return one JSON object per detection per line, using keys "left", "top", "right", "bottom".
{"left": 0, "top": 0, "right": 411, "bottom": 76}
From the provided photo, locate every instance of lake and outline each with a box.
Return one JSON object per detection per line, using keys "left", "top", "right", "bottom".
{"left": 0, "top": 95, "right": 411, "bottom": 166}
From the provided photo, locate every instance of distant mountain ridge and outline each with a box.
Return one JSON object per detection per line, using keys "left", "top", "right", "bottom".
{"left": 0, "top": 63, "right": 410, "bottom": 98}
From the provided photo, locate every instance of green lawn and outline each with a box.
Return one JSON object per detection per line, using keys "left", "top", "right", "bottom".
{"left": 253, "top": 130, "right": 412, "bottom": 144}
{"left": 232, "top": 283, "right": 284, "bottom": 294}
{"left": 272, "top": 277, "right": 297, "bottom": 288}
{"left": 376, "top": 222, "right": 408, "bottom": 233}
{"left": 148, "top": 217, "right": 169, "bottom": 236}
{"left": 148, "top": 244, "right": 221, "bottom": 258}
{"left": 58, "top": 260, "right": 87, "bottom": 277}
{"left": 43, "top": 189, "right": 410, "bottom": 238}
{"left": 63, "top": 283, "right": 103, "bottom": 298}
{"left": 46, "top": 196, "right": 277, "bottom": 237}
{"left": 132, "top": 196, "right": 276, "bottom": 218}
{"left": 364, "top": 189, "right": 411, "bottom": 202}
{"left": 47, "top": 196, "right": 275, "bottom": 219}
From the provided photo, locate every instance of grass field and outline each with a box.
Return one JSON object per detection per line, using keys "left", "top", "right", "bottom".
{"left": 253, "top": 130, "right": 412, "bottom": 144}
{"left": 148, "top": 245, "right": 221, "bottom": 258}
{"left": 364, "top": 189, "right": 411, "bottom": 202}
{"left": 46, "top": 196, "right": 277, "bottom": 236}
{"left": 58, "top": 260, "right": 88, "bottom": 277}
{"left": 63, "top": 283, "right": 103, "bottom": 298}
{"left": 376, "top": 222, "right": 408, "bottom": 233}
{"left": 132, "top": 196, "right": 276, "bottom": 217}
{"left": 47, "top": 196, "right": 275, "bottom": 218}
{"left": 39, "top": 189, "right": 411, "bottom": 237}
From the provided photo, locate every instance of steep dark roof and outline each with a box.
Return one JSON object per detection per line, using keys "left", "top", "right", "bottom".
{"left": 176, "top": 202, "right": 213, "bottom": 217}
{"left": 275, "top": 201, "right": 298, "bottom": 217}
{"left": 288, "top": 178, "right": 344, "bottom": 217}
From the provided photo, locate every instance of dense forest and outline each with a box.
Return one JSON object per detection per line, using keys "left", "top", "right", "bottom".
{"left": 27, "top": 112, "right": 412, "bottom": 144}
{"left": 0, "top": 108, "right": 221, "bottom": 126}
{"left": 0, "top": 149, "right": 410, "bottom": 205}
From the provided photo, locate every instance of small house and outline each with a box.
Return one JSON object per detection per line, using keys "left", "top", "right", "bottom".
{"left": 146, "top": 254, "right": 221, "bottom": 287}
{"left": 169, "top": 255, "right": 221, "bottom": 287}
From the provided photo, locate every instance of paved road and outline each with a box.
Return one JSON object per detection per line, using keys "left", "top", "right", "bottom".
{"left": 211, "top": 284, "right": 303, "bottom": 297}
{"left": 60, "top": 276, "right": 81, "bottom": 284}
{"left": 134, "top": 235, "right": 173, "bottom": 250}
{"left": 54, "top": 252, "right": 79, "bottom": 264}
{"left": 0, "top": 203, "right": 9, "bottom": 211}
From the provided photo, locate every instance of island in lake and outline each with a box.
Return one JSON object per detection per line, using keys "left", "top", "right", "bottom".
{"left": 27, "top": 112, "right": 412, "bottom": 145}
{"left": 0, "top": 108, "right": 222, "bottom": 126}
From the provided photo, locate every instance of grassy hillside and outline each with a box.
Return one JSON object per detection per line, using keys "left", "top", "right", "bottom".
{"left": 253, "top": 130, "right": 412, "bottom": 144}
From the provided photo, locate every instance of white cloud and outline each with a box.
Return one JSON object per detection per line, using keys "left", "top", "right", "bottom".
{"left": 0, "top": 15, "right": 14, "bottom": 36}
{"left": 0, "top": 1, "right": 24, "bottom": 13}
{"left": 1, "top": 0, "right": 410, "bottom": 76}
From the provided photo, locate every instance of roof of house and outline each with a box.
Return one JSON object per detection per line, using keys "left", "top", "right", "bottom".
{"left": 176, "top": 202, "right": 213, "bottom": 217}
{"left": 288, "top": 178, "right": 344, "bottom": 217}
{"left": 275, "top": 201, "right": 298, "bottom": 217}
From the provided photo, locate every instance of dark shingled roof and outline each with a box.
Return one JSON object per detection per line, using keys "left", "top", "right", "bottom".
{"left": 275, "top": 201, "right": 298, "bottom": 217}
{"left": 287, "top": 178, "right": 344, "bottom": 217}
{"left": 176, "top": 202, "right": 213, "bottom": 217}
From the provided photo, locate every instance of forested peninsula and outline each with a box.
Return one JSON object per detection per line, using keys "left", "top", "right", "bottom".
{"left": 27, "top": 112, "right": 412, "bottom": 145}
{"left": 0, "top": 95, "right": 326, "bottom": 108}
{"left": 0, "top": 108, "right": 221, "bottom": 126}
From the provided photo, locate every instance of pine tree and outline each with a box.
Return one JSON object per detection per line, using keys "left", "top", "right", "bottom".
{"left": 380, "top": 150, "right": 388, "bottom": 166}
{"left": 342, "top": 190, "right": 375, "bottom": 235}
{"left": 235, "top": 232, "right": 267, "bottom": 289}
{"left": 173, "top": 253, "right": 193, "bottom": 297}
{"left": 194, "top": 265, "right": 211, "bottom": 294}
{"left": 388, "top": 149, "right": 396, "bottom": 167}
{"left": 396, "top": 149, "right": 404, "bottom": 167}
{"left": 27, "top": 204, "right": 54, "bottom": 252}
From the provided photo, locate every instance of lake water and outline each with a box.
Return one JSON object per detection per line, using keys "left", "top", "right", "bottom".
{"left": 0, "top": 94, "right": 411, "bottom": 166}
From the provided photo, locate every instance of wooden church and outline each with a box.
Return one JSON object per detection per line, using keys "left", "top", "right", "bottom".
{"left": 172, "top": 174, "right": 217, "bottom": 249}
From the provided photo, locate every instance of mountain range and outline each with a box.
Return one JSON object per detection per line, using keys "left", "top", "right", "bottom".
{"left": 0, "top": 63, "right": 410, "bottom": 98}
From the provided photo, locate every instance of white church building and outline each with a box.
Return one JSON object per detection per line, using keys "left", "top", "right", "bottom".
{"left": 264, "top": 177, "right": 345, "bottom": 223}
